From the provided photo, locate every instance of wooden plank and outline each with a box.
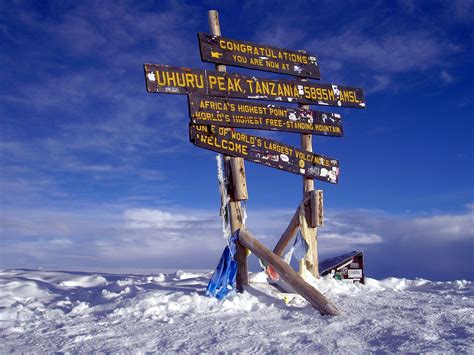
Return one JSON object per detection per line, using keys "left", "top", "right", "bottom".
{"left": 238, "top": 228, "right": 342, "bottom": 315}
{"left": 208, "top": 9, "right": 249, "bottom": 291}
{"left": 198, "top": 32, "right": 321, "bottom": 79}
{"left": 144, "top": 64, "right": 366, "bottom": 108}
{"left": 310, "top": 190, "right": 317, "bottom": 228}
{"left": 188, "top": 95, "right": 343, "bottom": 136}
{"left": 189, "top": 124, "right": 340, "bottom": 184}
{"left": 308, "top": 189, "right": 324, "bottom": 227}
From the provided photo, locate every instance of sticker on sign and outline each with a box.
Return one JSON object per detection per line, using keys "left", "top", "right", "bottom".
{"left": 348, "top": 269, "right": 363, "bottom": 278}
{"left": 144, "top": 64, "right": 366, "bottom": 108}
{"left": 189, "top": 124, "right": 340, "bottom": 184}
{"left": 188, "top": 95, "right": 343, "bottom": 136}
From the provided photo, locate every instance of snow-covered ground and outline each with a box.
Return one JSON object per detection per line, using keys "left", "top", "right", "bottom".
{"left": 1, "top": 269, "right": 472, "bottom": 353}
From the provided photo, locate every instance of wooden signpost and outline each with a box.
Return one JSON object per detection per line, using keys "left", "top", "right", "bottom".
{"left": 143, "top": 9, "right": 366, "bottom": 316}
{"left": 188, "top": 95, "right": 343, "bottom": 136}
{"left": 144, "top": 64, "right": 365, "bottom": 108}
{"left": 198, "top": 32, "right": 321, "bottom": 79}
{"left": 207, "top": 10, "right": 249, "bottom": 292}
{"left": 189, "top": 124, "right": 340, "bottom": 184}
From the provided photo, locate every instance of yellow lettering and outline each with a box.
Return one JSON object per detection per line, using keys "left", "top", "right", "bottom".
{"left": 250, "top": 57, "right": 263, "bottom": 66}
{"left": 155, "top": 70, "right": 166, "bottom": 86}
{"left": 208, "top": 75, "right": 218, "bottom": 89}
{"left": 166, "top": 71, "right": 177, "bottom": 86}
{"left": 341, "top": 90, "right": 351, "bottom": 102}
{"left": 328, "top": 89, "right": 335, "bottom": 101}
{"left": 321, "top": 88, "right": 329, "bottom": 101}
{"left": 217, "top": 76, "right": 226, "bottom": 91}
{"left": 246, "top": 79, "right": 254, "bottom": 93}
{"left": 185, "top": 73, "right": 195, "bottom": 88}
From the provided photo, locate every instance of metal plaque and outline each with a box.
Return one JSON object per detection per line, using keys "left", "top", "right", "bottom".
{"left": 188, "top": 95, "right": 343, "bottom": 136}
{"left": 189, "top": 124, "right": 340, "bottom": 184}
{"left": 144, "top": 64, "right": 365, "bottom": 108}
{"left": 198, "top": 32, "right": 320, "bottom": 79}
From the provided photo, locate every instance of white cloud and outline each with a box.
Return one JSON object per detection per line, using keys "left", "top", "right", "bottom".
{"left": 311, "top": 30, "right": 446, "bottom": 74}
{"left": 0, "top": 1, "right": 200, "bottom": 196}
{"left": 411, "top": 210, "right": 474, "bottom": 242}
{"left": 368, "top": 75, "right": 392, "bottom": 93}
{"left": 124, "top": 208, "right": 200, "bottom": 229}
{"left": 253, "top": 24, "right": 305, "bottom": 50}
{"left": 398, "top": 0, "right": 416, "bottom": 14}
{"left": 440, "top": 70, "right": 454, "bottom": 84}
{"left": 2, "top": 204, "right": 472, "bottom": 275}
{"left": 450, "top": 0, "right": 474, "bottom": 22}
{"left": 324, "top": 206, "right": 474, "bottom": 245}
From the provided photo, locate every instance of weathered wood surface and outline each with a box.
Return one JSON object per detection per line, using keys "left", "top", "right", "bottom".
{"left": 301, "top": 103, "right": 319, "bottom": 278}
{"left": 144, "top": 64, "right": 365, "bottom": 108}
{"left": 188, "top": 95, "right": 343, "bottom": 136}
{"left": 299, "top": 198, "right": 318, "bottom": 278}
{"left": 189, "top": 124, "right": 340, "bottom": 184}
{"left": 229, "top": 157, "right": 248, "bottom": 201}
{"left": 311, "top": 189, "right": 324, "bottom": 227}
{"left": 238, "top": 228, "right": 342, "bottom": 315}
{"left": 227, "top": 193, "right": 248, "bottom": 291}
{"left": 198, "top": 32, "right": 321, "bottom": 79}
{"left": 208, "top": 9, "right": 249, "bottom": 291}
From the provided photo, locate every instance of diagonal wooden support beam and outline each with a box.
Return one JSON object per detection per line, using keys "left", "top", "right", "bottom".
{"left": 273, "top": 206, "right": 300, "bottom": 257}
{"left": 273, "top": 196, "right": 311, "bottom": 257}
{"left": 239, "top": 228, "right": 342, "bottom": 316}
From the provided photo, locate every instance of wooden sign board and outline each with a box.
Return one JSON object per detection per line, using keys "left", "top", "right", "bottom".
{"left": 198, "top": 32, "right": 321, "bottom": 79}
{"left": 144, "top": 64, "right": 365, "bottom": 108}
{"left": 188, "top": 95, "right": 343, "bottom": 136}
{"left": 319, "top": 251, "right": 365, "bottom": 284}
{"left": 189, "top": 124, "right": 340, "bottom": 184}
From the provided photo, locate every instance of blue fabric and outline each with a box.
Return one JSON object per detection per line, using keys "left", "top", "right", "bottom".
{"left": 206, "top": 230, "right": 239, "bottom": 300}
{"left": 293, "top": 230, "right": 309, "bottom": 261}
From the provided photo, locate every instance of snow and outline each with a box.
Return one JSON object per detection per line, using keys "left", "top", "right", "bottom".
{"left": 1, "top": 269, "right": 472, "bottom": 352}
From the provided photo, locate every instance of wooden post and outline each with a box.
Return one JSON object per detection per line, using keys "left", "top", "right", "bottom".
{"left": 299, "top": 75, "right": 319, "bottom": 278}
{"left": 230, "top": 158, "right": 248, "bottom": 200}
{"left": 208, "top": 10, "right": 249, "bottom": 291}
{"left": 301, "top": 130, "right": 319, "bottom": 278}
{"left": 239, "top": 228, "right": 342, "bottom": 315}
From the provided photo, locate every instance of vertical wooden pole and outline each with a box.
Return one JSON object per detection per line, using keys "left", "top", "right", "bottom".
{"left": 299, "top": 84, "right": 319, "bottom": 278}
{"left": 208, "top": 10, "right": 249, "bottom": 291}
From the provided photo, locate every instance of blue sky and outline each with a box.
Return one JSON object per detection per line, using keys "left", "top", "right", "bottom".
{"left": 1, "top": 0, "right": 473, "bottom": 280}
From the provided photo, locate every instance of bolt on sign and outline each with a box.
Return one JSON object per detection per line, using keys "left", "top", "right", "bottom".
{"left": 144, "top": 64, "right": 365, "bottom": 108}
{"left": 198, "top": 33, "right": 320, "bottom": 79}
{"left": 189, "top": 124, "right": 340, "bottom": 184}
{"left": 188, "top": 95, "right": 343, "bottom": 136}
